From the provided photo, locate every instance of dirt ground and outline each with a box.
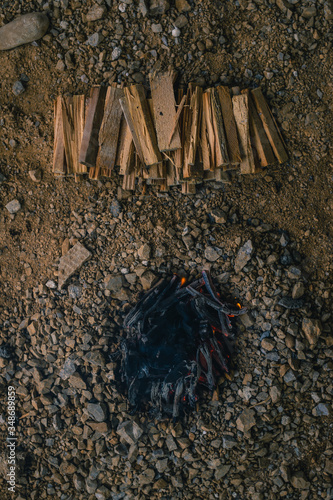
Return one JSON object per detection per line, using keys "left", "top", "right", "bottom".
{"left": 0, "top": 0, "right": 332, "bottom": 498}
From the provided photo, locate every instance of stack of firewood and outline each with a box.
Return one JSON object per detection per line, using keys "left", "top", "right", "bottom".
{"left": 53, "top": 71, "right": 288, "bottom": 194}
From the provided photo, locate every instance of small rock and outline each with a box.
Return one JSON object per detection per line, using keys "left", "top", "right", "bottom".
{"left": 172, "top": 27, "right": 181, "bottom": 37}
{"left": 116, "top": 421, "right": 143, "bottom": 445}
{"left": 269, "top": 386, "right": 281, "bottom": 403}
{"left": 152, "top": 23, "right": 163, "bottom": 33}
{"left": 236, "top": 408, "right": 256, "bottom": 433}
{"left": 111, "top": 47, "right": 122, "bottom": 61}
{"left": 312, "top": 403, "right": 329, "bottom": 417}
{"left": 138, "top": 469, "right": 155, "bottom": 486}
{"left": 28, "top": 169, "right": 42, "bottom": 182}
{"left": 59, "top": 358, "right": 76, "bottom": 380}
{"left": 69, "top": 374, "right": 87, "bottom": 390}
{"left": 5, "top": 199, "right": 21, "bottom": 214}
{"left": 211, "top": 208, "right": 228, "bottom": 224}
{"left": 104, "top": 274, "right": 125, "bottom": 293}
{"left": 234, "top": 240, "right": 254, "bottom": 273}
{"left": 86, "top": 403, "right": 107, "bottom": 422}
{"left": 292, "top": 282, "right": 304, "bottom": 299}
{"left": 138, "top": 243, "right": 151, "bottom": 260}
{"left": 156, "top": 458, "right": 168, "bottom": 473}
{"left": 291, "top": 471, "right": 310, "bottom": 489}
{"left": 204, "top": 246, "right": 222, "bottom": 262}
{"left": 110, "top": 198, "right": 122, "bottom": 217}
{"left": 0, "top": 13, "right": 49, "bottom": 51}
{"left": 85, "top": 5, "right": 106, "bottom": 22}
{"left": 284, "top": 370, "right": 296, "bottom": 385}
{"left": 261, "top": 338, "right": 275, "bottom": 351}
{"left": 56, "top": 60, "right": 66, "bottom": 72}
{"left": 222, "top": 436, "right": 237, "bottom": 449}
{"left": 175, "top": 0, "right": 191, "bottom": 12}
{"left": 140, "top": 270, "right": 157, "bottom": 290}
{"left": 174, "top": 14, "right": 188, "bottom": 28}
{"left": 302, "top": 6, "right": 316, "bottom": 18}
{"left": 215, "top": 465, "right": 231, "bottom": 481}
{"left": 68, "top": 284, "right": 82, "bottom": 299}
{"left": 166, "top": 434, "right": 177, "bottom": 451}
{"left": 302, "top": 318, "right": 321, "bottom": 345}
{"left": 150, "top": 0, "right": 170, "bottom": 16}
{"left": 12, "top": 81, "right": 25, "bottom": 96}
{"left": 46, "top": 280, "right": 57, "bottom": 289}
{"left": 87, "top": 32, "right": 103, "bottom": 47}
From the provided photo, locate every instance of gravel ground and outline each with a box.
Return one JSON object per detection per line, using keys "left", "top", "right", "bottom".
{"left": 0, "top": 0, "right": 332, "bottom": 499}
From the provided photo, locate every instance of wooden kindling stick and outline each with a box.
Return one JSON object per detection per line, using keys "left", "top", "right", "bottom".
{"left": 168, "top": 94, "right": 187, "bottom": 147}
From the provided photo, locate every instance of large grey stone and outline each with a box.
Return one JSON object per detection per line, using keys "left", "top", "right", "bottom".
{"left": 0, "top": 13, "right": 49, "bottom": 51}
{"left": 86, "top": 403, "right": 107, "bottom": 422}
{"left": 204, "top": 246, "right": 222, "bottom": 262}
{"left": 58, "top": 242, "right": 91, "bottom": 289}
{"left": 5, "top": 199, "right": 21, "bottom": 214}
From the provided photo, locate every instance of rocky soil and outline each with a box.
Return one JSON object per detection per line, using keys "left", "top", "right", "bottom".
{"left": 0, "top": 0, "right": 332, "bottom": 499}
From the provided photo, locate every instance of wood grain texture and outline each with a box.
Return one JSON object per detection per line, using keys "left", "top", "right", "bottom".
{"left": 53, "top": 96, "right": 67, "bottom": 176}
{"left": 61, "top": 95, "right": 86, "bottom": 176}
{"left": 242, "top": 89, "right": 275, "bottom": 169}
{"left": 96, "top": 85, "right": 123, "bottom": 172}
{"left": 232, "top": 94, "right": 256, "bottom": 174}
{"left": 123, "top": 85, "right": 162, "bottom": 166}
{"left": 251, "top": 87, "right": 288, "bottom": 164}
{"left": 79, "top": 86, "right": 106, "bottom": 169}
{"left": 149, "top": 71, "right": 181, "bottom": 152}
{"left": 217, "top": 86, "right": 241, "bottom": 164}
{"left": 211, "top": 87, "right": 229, "bottom": 168}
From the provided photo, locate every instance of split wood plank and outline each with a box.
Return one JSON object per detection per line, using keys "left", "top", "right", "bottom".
{"left": 123, "top": 85, "right": 162, "bottom": 167}
{"left": 168, "top": 94, "right": 186, "bottom": 147}
{"left": 96, "top": 85, "right": 124, "bottom": 172}
{"left": 210, "top": 87, "right": 229, "bottom": 168}
{"left": 115, "top": 115, "right": 128, "bottom": 166}
{"left": 53, "top": 96, "right": 67, "bottom": 176}
{"left": 217, "top": 86, "right": 241, "bottom": 165}
{"left": 183, "top": 86, "right": 202, "bottom": 178}
{"left": 251, "top": 87, "right": 288, "bottom": 164}
{"left": 79, "top": 86, "right": 107, "bottom": 169}
{"left": 61, "top": 95, "right": 86, "bottom": 176}
{"left": 119, "top": 124, "right": 135, "bottom": 176}
{"left": 119, "top": 96, "right": 145, "bottom": 165}
{"left": 202, "top": 91, "right": 216, "bottom": 171}
{"left": 149, "top": 71, "right": 181, "bottom": 152}
{"left": 232, "top": 94, "right": 256, "bottom": 174}
{"left": 242, "top": 89, "right": 275, "bottom": 169}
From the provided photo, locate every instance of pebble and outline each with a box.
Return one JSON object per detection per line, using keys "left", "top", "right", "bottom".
{"left": 0, "top": 13, "right": 49, "bottom": 51}
{"left": 312, "top": 403, "right": 329, "bottom": 417}
{"left": 291, "top": 471, "right": 310, "bottom": 489}
{"left": 85, "top": 5, "right": 106, "bottom": 22}
{"left": 210, "top": 209, "right": 228, "bottom": 224}
{"left": 140, "top": 270, "right": 157, "bottom": 290}
{"left": 152, "top": 23, "right": 163, "bottom": 33}
{"left": 222, "top": 436, "right": 237, "bottom": 449}
{"left": 172, "top": 27, "right": 181, "bottom": 37}
{"left": 12, "top": 81, "right": 25, "bottom": 96}
{"left": 111, "top": 47, "right": 122, "bottom": 61}
{"left": 138, "top": 243, "right": 151, "bottom": 260}
{"left": 236, "top": 408, "right": 256, "bottom": 433}
{"left": 5, "top": 199, "right": 21, "bottom": 214}
{"left": 149, "top": 0, "right": 170, "bottom": 16}
{"left": 86, "top": 403, "right": 107, "bottom": 422}
{"left": 204, "top": 246, "right": 222, "bottom": 262}
{"left": 302, "top": 318, "right": 322, "bottom": 345}
{"left": 175, "top": 0, "right": 191, "bottom": 12}
{"left": 28, "top": 169, "right": 42, "bottom": 182}
{"left": 116, "top": 421, "right": 143, "bottom": 445}
{"left": 234, "top": 240, "right": 254, "bottom": 273}
{"left": 87, "top": 33, "right": 103, "bottom": 47}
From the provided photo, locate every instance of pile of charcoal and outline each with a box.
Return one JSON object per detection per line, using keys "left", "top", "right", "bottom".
{"left": 112, "top": 271, "right": 246, "bottom": 419}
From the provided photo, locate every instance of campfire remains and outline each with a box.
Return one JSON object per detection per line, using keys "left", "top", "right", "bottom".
{"left": 112, "top": 271, "right": 246, "bottom": 419}
{"left": 53, "top": 71, "right": 288, "bottom": 193}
